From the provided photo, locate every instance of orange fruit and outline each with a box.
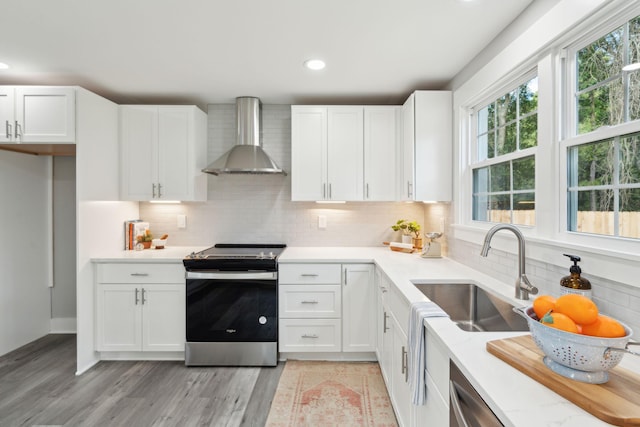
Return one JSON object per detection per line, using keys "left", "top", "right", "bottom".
{"left": 580, "top": 314, "right": 627, "bottom": 338}
{"left": 540, "top": 312, "right": 580, "bottom": 334}
{"left": 553, "top": 294, "right": 598, "bottom": 325}
{"left": 533, "top": 295, "right": 556, "bottom": 319}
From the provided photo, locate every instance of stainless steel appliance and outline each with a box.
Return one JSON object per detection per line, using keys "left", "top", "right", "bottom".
{"left": 449, "top": 360, "right": 503, "bottom": 426}
{"left": 183, "top": 243, "right": 286, "bottom": 367}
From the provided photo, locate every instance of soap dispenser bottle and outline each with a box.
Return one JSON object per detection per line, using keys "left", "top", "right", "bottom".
{"left": 560, "top": 254, "right": 592, "bottom": 298}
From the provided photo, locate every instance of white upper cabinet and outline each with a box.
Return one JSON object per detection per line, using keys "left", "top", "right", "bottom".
{"left": 291, "top": 106, "right": 327, "bottom": 201}
{"left": 291, "top": 105, "right": 398, "bottom": 201}
{"left": 364, "top": 106, "right": 399, "bottom": 201}
{"left": 327, "top": 107, "right": 364, "bottom": 201}
{"left": 120, "top": 105, "right": 207, "bottom": 201}
{"left": 0, "top": 86, "right": 75, "bottom": 143}
{"left": 400, "top": 91, "right": 452, "bottom": 202}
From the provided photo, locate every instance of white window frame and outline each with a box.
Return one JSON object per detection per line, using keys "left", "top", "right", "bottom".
{"left": 559, "top": 5, "right": 640, "bottom": 250}
{"left": 470, "top": 71, "right": 539, "bottom": 226}
{"left": 453, "top": 0, "right": 640, "bottom": 287}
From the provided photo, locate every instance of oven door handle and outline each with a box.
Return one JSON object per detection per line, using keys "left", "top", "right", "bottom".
{"left": 186, "top": 271, "right": 277, "bottom": 280}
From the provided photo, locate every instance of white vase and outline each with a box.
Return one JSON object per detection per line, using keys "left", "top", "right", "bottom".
{"left": 401, "top": 235, "right": 413, "bottom": 244}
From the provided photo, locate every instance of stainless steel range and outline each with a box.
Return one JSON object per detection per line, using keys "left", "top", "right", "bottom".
{"left": 183, "top": 243, "right": 286, "bottom": 367}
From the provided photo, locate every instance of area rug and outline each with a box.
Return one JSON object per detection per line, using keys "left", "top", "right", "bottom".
{"left": 265, "top": 361, "right": 398, "bottom": 427}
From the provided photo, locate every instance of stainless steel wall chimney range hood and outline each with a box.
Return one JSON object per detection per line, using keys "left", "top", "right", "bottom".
{"left": 202, "top": 97, "right": 286, "bottom": 176}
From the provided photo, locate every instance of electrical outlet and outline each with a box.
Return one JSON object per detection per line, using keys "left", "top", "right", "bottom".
{"left": 177, "top": 214, "right": 187, "bottom": 229}
{"left": 318, "top": 215, "right": 327, "bottom": 229}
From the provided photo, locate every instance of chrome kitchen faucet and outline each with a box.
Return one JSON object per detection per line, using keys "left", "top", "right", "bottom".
{"left": 480, "top": 224, "right": 539, "bottom": 300}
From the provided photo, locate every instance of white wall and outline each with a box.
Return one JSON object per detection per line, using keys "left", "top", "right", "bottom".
{"left": 140, "top": 104, "right": 427, "bottom": 247}
{"left": 0, "top": 150, "right": 51, "bottom": 355}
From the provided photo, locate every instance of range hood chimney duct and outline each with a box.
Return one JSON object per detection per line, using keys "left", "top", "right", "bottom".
{"left": 202, "top": 97, "right": 286, "bottom": 176}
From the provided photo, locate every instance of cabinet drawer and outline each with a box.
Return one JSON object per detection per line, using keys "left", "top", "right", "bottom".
{"left": 279, "top": 285, "right": 341, "bottom": 318}
{"left": 279, "top": 263, "right": 341, "bottom": 284}
{"left": 97, "top": 263, "right": 184, "bottom": 284}
{"left": 279, "top": 319, "right": 341, "bottom": 352}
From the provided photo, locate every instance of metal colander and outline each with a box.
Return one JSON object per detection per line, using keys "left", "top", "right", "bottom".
{"left": 515, "top": 306, "right": 638, "bottom": 383}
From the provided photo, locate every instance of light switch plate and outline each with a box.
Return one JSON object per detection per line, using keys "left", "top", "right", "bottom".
{"left": 318, "top": 215, "right": 327, "bottom": 229}
{"left": 177, "top": 214, "right": 187, "bottom": 229}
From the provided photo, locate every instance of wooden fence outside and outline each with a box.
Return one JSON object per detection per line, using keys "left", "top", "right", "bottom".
{"left": 488, "top": 210, "right": 640, "bottom": 238}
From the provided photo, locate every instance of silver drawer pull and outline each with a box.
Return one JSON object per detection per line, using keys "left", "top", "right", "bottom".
{"left": 301, "top": 300, "right": 319, "bottom": 304}
{"left": 300, "top": 274, "right": 318, "bottom": 277}
{"left": 302, "top": 334, "right": 319, "bottom": 339}
{"left": 130, "top": 273, "right": 149, "bottom": 277}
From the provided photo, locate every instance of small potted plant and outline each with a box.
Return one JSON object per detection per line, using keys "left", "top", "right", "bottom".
{"left": 391, "top": 220, "right": 422, "bottom": 248}
{"left": 136, "top": 229, "right": 153, "bottom": 249}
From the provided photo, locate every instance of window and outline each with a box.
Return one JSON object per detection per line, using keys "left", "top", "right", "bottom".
{"left": 566, "top": 13, "right": 640, "bottom": 239}
{"left": 472, "top": 76, "right": 538, "bottom": 225}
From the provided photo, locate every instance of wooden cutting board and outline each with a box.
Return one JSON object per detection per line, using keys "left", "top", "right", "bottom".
{"left": 486, "top": 335, "right": 640, "bottom": 426}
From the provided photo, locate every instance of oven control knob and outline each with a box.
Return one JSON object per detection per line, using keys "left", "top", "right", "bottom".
{"left": 258, "top": 251, "right": 265, "bottom": 259}
{"left": 258, "top": 316, "right": 267, "bottom": 325}
{"left": 268, "top": 251, "right": 275, "bottom": 259}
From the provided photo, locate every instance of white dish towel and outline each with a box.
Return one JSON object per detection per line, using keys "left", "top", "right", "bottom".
{"left": 408, "top": 300, "right": 449, "bottom": 405}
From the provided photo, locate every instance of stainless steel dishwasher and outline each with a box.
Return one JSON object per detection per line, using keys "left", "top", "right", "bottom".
{"left": 449, "top": 360, "right": 504, "bottom": 427}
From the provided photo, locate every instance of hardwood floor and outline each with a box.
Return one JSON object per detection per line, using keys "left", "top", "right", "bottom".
{"left": 0, "top": 335, "right": 284, "bottom": 427}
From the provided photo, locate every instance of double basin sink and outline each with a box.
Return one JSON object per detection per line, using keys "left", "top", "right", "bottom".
{"left": 412, "top": 282, "right": 529, "bottom": 332}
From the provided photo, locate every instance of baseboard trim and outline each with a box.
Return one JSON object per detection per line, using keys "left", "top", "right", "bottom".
{"left": 50, "top": 317, "right": 77, "bottom": 333}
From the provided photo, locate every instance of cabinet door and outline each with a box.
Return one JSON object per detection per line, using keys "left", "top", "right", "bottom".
{"left": 0, "top": 87, "right": 15, "bottom": 142}
{"left": 120, "top": 106, "right": 158, "bottom": 200}
{"left": 157, "top": 107, "right": 192, "bottom": 200}
{"left": 364, "top": 107, "right": 399, "bottom": 201}
{"left": 14, "top": 87, "right": 75, "bottom": 143}
{"left": 414, "top": 91, "right": 452, "bottom": 202}
{"left": 391, "top": 315, "right": 412, "bottom": 427}
{"left": 327, "top": 107, "right": 363, "bottom": 201}
{"left": 342, "top": 264, "right": 375, "bottom": 352}
{"left": 400, "top": 95, "right": 415, "bottom": 201}
{"left": 141, "top": 285, "right": 185, "bottom": 351}
{"left": 96, "top": 284, "right": 142, "bottom": 352}
{"left": 291, "top": 106, "right": 327, "bottom": 201}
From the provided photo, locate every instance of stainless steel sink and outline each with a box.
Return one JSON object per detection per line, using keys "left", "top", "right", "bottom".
{"left": 412, "top": 282, "right": 529, "bottom": 332}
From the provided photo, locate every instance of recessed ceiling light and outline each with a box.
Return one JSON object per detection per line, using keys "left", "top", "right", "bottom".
{"left": 304, "top": 59, "right": 326, "bottom": 70}
{"left": 0, "top": 62, "right": 9, "bottom": 70}
{"left": 622, "top": 62, "right": 640, "bottom": 72}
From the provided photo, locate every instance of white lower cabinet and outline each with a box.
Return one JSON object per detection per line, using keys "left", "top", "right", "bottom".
{"left": 95, "top": 263, "right": 185, "bottom": 353}
{"left": 278, "top": 263, "right": 375, "bottom": 355}
{"left": 375, "top": 267, "right": 450, "bottom": 427}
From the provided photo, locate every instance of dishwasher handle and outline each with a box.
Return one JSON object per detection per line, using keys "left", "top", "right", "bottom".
{"left": 449, "top": 379, "right": 471, "bottom": 427}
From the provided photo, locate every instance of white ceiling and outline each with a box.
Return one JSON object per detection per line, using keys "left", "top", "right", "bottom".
{"left": 0, "top": 0, "right": 536, "bottom": 107}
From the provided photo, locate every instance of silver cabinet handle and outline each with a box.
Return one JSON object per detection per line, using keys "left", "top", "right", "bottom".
{"left": 383, "top": 311, "right": 390, "bottom": 333}
{"left": 449, "top": 380, "right": 472, "bottom": 427}
{"left": 407, "top": 181, "right": 413, "bottom": 198}
{"left": 157, "top": 183, "right": 162, "bottom": 198}
{"left": 141, "top": 288, "right": 146, "bottom": 305}
{"left": 301, "top": 300, "right": 319, "bottom": 304}
{"left": 5, "top": 121, "right": 10, "bottom": 139}
{"left": 366, "top": 183, "right": 369, "bottom": 199}
{"left": 380, "top": 286, "right": 388, "bottom": 293}
{"left": 329, "top": 183, "right": 332, "bottom": 199}
{"left": 134, "top": 288, "right": 140, "bottom": 305}
{"left": 300, "top": 274, "right": 318, "bottom": 277}
{"left": 401, "top": 345, "right": 408, "bottom": 382}
{"left": 302, "top": 334, "right": 319, "bottom": 339}
{"left": 323, "top": 183, "right": 326, "bottom": 200}
{"left": 344, "top": 268, "right": 348, "bottom": 285}
{"left": 152, "top": 183, "right": 157, "bottom": 198}
{"left": 14, "top": 121, "right": 21, "bottom": 140}
{"left": 130, "top": 273, "right": 149, "bottom": 277}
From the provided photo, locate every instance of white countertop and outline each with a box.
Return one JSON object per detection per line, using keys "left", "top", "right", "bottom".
{"left": 279, "top": 246, "right": 640, "bottom": 427}
{"left": 93, "top": 245, "right": 639, "bottom": 426}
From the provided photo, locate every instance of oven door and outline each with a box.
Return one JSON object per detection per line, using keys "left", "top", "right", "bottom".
{"left": 185, "top": 271, "right": 277, "bottom": 343}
